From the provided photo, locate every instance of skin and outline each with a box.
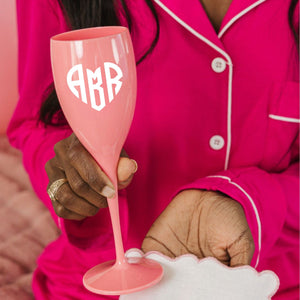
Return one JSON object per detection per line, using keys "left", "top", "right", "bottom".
{"left": 46, "top": 134, "right": 254, "bottom": 266}
{"left": 141, "top": 190, "right": 254, "bottom": 267}
{"left": 200, "top": 0, "right": 233, "bottom": 32}
{"left": 45, "top": 0, "right": 255, "bottom": 266}
{"left": 45, "top": 133, "right": 137, "bottom": 220}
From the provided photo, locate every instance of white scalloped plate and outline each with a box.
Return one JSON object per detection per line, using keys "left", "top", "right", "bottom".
{"left": 120, "top": 249, "right": 279, "bottom": 300}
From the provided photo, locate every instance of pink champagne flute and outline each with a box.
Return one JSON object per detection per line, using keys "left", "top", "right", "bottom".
{"left": 50, "top": 26, "right": 163, "bottom": 295}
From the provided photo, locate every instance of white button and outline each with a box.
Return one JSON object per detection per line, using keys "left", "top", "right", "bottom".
{"left": 209, "top": 135, "right": 225, "bottom": 150}
{"left": 211, "top": 57, "right": 227, "bottom": 73}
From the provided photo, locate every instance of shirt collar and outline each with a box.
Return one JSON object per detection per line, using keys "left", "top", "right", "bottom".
{"left": 154, "top": 0, "right": 268, "bottom": 45}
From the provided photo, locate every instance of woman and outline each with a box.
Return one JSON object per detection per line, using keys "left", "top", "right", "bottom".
{"left": 8, "top": 0, "right": 299, "bottom": 299}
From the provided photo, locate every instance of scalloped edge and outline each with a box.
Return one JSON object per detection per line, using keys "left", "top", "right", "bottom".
{"left": 125, "top": 248, "right": 280, "bottom": 299}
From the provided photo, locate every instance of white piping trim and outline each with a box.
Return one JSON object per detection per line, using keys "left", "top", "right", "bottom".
{"left": 225, "top": 66, "right": 233, "bottom": 170}
{"left": 206, "top": 175, "right": 261, "bottom": 267}
{"left": 218, "top": 0, "right": 267, "bottom": 38}
{"left": 153, "top": 0, "right": 232, "bottom": 170}
{"left": 269, "top": 114, "right": 300, "bottom": 124}
{"left": 153, "top": 0, "right": 230, "bottom": 60}
{"left": 207, "top": 175, "right": 261, "bottom": 267}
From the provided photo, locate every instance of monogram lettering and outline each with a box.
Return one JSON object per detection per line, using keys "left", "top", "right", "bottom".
{"left": 67, "top": 63, "right": 123, "bottom": 111}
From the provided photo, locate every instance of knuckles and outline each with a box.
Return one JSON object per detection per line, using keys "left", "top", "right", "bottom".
{"left": 54, "top": 192, "right": 99, "bottom": 218}
{"left": 53, "top": 139, "right": 66, "bottom": 156}
{"left": 53, "top": 134, "right": 82, "bottom": 163}
{"left": 70, "top": 177, "right": 90, "bottom": 196}
{"left": 241, "top": 234, "right": 255, "bottom": 255}
{"left": 85, "top": 172, "right": 102, "bottom": 189}
{"left": 54, "top": 202, "right": 69, "bottom": 218}
{"left": 49, "top": 134, "right": 111, "bottom": 219}
{"left": 57, "top": 190, "right": 73, "bottom": 207}
{"left": 67, "top": 146, "right": 82, "bottom": 165}
{"left": 55, "top": 205, "right": 85, "bottom": 220}
{"left": 44, "top": 160, "right": 52, "bottom": 172}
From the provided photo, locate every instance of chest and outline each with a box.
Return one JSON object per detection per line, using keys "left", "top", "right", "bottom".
{"left": 199, "top": 0, "right": 233, "bottom": 31}
{"left": 126, "top": 0, "right": 298, "bottom": 174}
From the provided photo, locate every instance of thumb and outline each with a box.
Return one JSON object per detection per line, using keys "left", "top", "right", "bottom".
{"left": 117, "top": 157, "right": 138, "bottom": 189}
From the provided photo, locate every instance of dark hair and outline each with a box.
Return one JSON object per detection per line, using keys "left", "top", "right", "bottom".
{"left": 289, "top": 0, "right": 299, "bottom": 45}
{"left": 40, "top": 0, "right": 298, "bottom": 125}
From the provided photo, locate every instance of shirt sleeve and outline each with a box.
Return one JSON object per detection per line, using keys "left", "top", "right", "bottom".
{"left": 176, "top": 138, "right": 299, "bottom": 268}
{"left": 7, "top": 0, "right": 130, "bottom": 248}
{"left": 7, "top": 0, "right": 73, "bottom": 225}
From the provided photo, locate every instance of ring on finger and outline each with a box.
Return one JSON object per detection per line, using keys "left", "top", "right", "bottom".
{"left": 47, "top": 178, "right": 68, "bottom": 202}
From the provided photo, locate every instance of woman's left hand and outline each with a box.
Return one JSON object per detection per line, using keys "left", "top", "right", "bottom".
{"left": 142, "top": 190, "right": 254, "bottom": 267}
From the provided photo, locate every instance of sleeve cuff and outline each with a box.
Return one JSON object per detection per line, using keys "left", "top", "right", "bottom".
{"left": 175, "top": 175, "right": 262, "bottom": 268}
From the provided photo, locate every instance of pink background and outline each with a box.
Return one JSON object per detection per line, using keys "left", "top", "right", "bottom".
{"left": 0, "top": 0, "right": 18, "bottom": 134}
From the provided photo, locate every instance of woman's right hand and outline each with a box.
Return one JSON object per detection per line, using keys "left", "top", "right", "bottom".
{"left": 45, "top": 133, "right": 137, "bottom": 220}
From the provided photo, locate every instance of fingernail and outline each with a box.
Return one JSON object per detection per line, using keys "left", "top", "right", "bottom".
{"left": 131, "top": 159, "right": 138, "bottom": 174}
{"left": 102, "top": 186, "right": 115, "bottom": 198}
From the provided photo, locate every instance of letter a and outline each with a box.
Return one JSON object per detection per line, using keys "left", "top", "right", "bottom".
{"left": 67, "top": 64, "right": 87, "bottom": 103}
{"left": 104, "top": 62, "right": 123, "bottom": 103}
{"left": 86, "top": 67, "right": 105, "bottom": 111}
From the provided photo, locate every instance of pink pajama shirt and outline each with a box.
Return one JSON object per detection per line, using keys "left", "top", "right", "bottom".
{"left": 8, "top": 0, "right": 299, "bottom": 299}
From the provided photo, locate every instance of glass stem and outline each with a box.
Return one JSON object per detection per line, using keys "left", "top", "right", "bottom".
{"left": 107, "top": 177, "right": 125, "bottom": 265}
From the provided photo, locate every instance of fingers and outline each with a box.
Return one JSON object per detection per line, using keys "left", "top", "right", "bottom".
{"left": 54, "top": 181, "right": 99, "bottom": 217}
{"left": 142, "top": 236, "right": 176, "bottom": 258}
{"left": 64, "top": 167, "right": 108, "bottom": 208}
{"left": 59, "top": 136, "right": 115, "bottom": 198}
{"left": 51, "top": 201, "right": 86, "bottom": 221}
{"left": 46, "top": 160, "right": 102, "bottom": 220}
{"left": 46, "top": 133, "right": 138, "bottom": 220}
{"left": 46, "top": 134, "right": 110, "bottom": 220}
{"left": 228, "top": 228, "right": 255, "bottom": 267}
{"left": 140, "top": 190, "right": 255, "bottom": 268}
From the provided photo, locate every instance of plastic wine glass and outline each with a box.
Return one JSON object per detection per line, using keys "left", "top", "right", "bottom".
{"left": 50, "top": 26, "right": 163, "bottom": 295}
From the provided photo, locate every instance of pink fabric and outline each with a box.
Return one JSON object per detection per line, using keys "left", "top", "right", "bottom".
{"left": 7, "top": 0, "right": 299, "bottom": 299}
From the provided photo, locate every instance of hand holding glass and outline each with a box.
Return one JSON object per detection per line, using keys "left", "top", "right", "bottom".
{"left": 50, "top": 26, "right": 163, "bottom": 295}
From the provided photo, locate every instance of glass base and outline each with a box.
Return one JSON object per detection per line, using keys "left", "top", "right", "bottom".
{"left": 83, "top": 256, "right": 163, "bottom": 295}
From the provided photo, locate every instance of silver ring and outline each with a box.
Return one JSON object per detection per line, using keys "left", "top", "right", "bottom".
{"left": 47, "top": 178, "right": 68, "bottom": 202}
